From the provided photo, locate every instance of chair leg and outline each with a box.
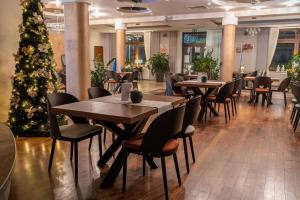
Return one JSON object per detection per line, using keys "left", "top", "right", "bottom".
{"left": 218, "top": 103, "right": 220, "bottom": 112}
{"left": 293, "top": 110, "right": 300, "bottom": 132}
{"left": 173, "top": 153, "right": 181, "bottom": 186}
{"left": 231, "top": 99, "right": 235, "bottom": 117}
{"left": 284, "top": 91, "right": 287, "bottom": 107}
{"left": 70, "top": 142, "right": 73, "bottom": 161}
{"left": 224, "top": 103, "right": 228, "bottom": 124}
{"left": 161, "top": 156, "right": 169, "bottom": 200}
{"left": 291, "top": 105, "right": 296, "bottom": 123}
{"left": 233, "top": 97, "right": 237, "bottom": 114}
{"left": 98, "top": 133, "right": 102, "bottom": 159}
{"left": 293, "top": 109, "right": 299, "bottom": 128}
{"left": 103, "top": 128, "right": 107, "bottom": 144}
{"left": 182, "top": 136, "right": 190, "bottom": 173}
{"left": 227, "top": 103, "right": 231, "bottom": 120}
{"left": 74, "top": 142, "right": 78, "bottom": 181}
{"left": 188, "top": 135, "right": 196, "bottom": 163}
{"left": 48, "top": 139, "right": 56, "bottom": 172}
{"left": 143, "top": 155, "right": 146, "bottom": 176}
{"left": 122, "top": 151, "right": 128, "bottom": 193}
{"left": 88, "top": 136, "right": 93, "bottom": 151}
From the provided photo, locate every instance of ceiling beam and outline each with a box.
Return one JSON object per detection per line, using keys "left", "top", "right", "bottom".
{"left": 89, "top": 6, "right": 300, "bottom": 25}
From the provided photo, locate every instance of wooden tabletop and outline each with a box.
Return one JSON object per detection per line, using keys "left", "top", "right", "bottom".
{"left": 52, "top": 95, "right": 185, "bottom": 124}
{"left": 175, "top": 80, "right": 225, "bottom": 88}
{"left": 52, "top": 101, "right": 157, "bottom": 124}
{"left": 244, "top": 76, "right": 280, "bottom": 82}
{"left": 0, "top": 123, "right": 15, "bottom": 193}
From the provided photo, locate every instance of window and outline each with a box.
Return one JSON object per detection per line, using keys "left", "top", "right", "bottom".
{"left": 126, "top": 34, "right": 146, "bottom": 66}
{"left": 182, "top": 32, "right": 207, "bottom": 72}
{"left": 271, "top": 29, "right": 300, "bottom": 70}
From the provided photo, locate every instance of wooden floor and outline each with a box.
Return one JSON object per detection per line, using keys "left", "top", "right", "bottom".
{"left": 9, "top": 81, "right": 300, "bottom": 200}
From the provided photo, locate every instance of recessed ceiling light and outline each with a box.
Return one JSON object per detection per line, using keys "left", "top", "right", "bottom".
{"left": 48, "top": 0, "right": 61, "bottom": 7}
{"left": 222, "top": 6, "right": 233, "bottom": 11}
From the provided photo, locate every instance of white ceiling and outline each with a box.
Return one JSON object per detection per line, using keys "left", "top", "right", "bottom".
{"left": 43, "top": 0, "right": 300, "bottom": 32}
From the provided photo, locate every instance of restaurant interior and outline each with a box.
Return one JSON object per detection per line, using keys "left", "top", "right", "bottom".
{"left": 2, "top": 0, "right": 300, "bottom": 199}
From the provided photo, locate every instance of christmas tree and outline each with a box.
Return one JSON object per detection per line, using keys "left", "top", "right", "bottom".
{"left": 8, "top": 0, "right": 64, "bottom": 136}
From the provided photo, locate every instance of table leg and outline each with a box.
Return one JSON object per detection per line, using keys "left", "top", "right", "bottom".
{"left": 197, "top": 88, "right": 219, "bottom": 121}
{"left": 97, "top": 136, "right": 123, "bottom": 166}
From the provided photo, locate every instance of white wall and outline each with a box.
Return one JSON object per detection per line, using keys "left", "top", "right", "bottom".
{"left": 234, "top": 28, "right": 258, "bottom": 73}
{"left": 0, "top": 0, "right": 21, "bottom": 122}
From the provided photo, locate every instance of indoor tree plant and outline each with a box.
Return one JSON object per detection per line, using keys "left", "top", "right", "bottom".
{"left": 148, "top": 52, "right": 170, "bottom": 82}
{"left": 192, "top": 50, "right": 220, "bottom": 80}
{"left": 91, "top": 58, "right": 107, "bottom": 88}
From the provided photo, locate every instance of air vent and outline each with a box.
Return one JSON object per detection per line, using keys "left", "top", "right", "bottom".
{"left": 117, "top": 6, "right": 151, "bottom": 13}
{"left": 186, "top": 5, "right": 208, "bottom": 10}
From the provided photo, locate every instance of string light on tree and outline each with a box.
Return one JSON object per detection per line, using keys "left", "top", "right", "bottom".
{"left": 8, "top": 0, "right": 64, "bottom": 136}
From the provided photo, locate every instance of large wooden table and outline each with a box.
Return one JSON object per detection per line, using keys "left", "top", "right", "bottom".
{"left": 175, "top": 80, "right": 225, "bottom": 121}
{"left": 52, "top": 94, "right": 185, "bottom": 188}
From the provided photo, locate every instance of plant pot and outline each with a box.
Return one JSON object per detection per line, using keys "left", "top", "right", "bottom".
{"left": 155, "top": 73, "right": 165, "bottom": 82}
{"left": 130, "top": 90, "right": 143, "bottom": 103}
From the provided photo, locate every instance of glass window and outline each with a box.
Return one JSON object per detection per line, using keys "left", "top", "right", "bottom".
{"left": 182, "top": 32, "right": 207, "bottom": 72}
{"left": 271, "top": 43, "right": 294, "bottom": 70}
{"left": 278, "top": 31, "right": 296, "bottom": 39}
{"left": 126, "top": 34, "right": 146, "bottom": 65}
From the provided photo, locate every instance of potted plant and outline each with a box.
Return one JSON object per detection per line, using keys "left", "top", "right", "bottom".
{"left": 91, "top": 58, "right": 107, "bottom": 88}
{"left": 148, "top": 52, "right": 170, "bottom": 82}
{"left": 192, "top": 50, "right": 220, "bottom": 80}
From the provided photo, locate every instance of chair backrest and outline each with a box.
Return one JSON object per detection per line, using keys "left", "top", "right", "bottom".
{"left": 250, "top": 70, "right": 258, "bottom": 77}
{"left": 216, "top": 82, "right": 234, "bottom": 103}
{"left": 292, "top": 83, "right": 300, "bottom": 103}
{"left": 182, "top": 96, "right": 201, "bottom": 132}
{"left": 278, "top": 77, "right": 291, "bottom": 92}
{"left": 107, "top": 70, "right": 117, "bottom": 80}
{"left": 88, "top": 87, "right": 111, "bottom": 99}
{"left": 253, "top": 76, "right": 271, "bottom": 89}
{"left": 140, "top": 105, "right": 186, "bottom": 156}
{"left": 46, "top": 93, "right": 88, "bottom": 138}
{"left": 232, "top": 78, "right": 242, "bottom": 94}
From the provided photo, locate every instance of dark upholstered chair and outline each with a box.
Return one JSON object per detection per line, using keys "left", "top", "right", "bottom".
{"left": 231, "top": 78, "right": 243, "bottom": 116}
{"left": 252, "top": 77, "right": 272, "bottom": 106}
{"left": 174, "top": 96, "right": 200, "bottom": 173}
{"left": 47, "top": 92, "right": 102, "bottom": 181}
{"left": 88, "top": 87, "right": 115, "bottom": 144}
{"left": 122, "top": 105, "right": 186, "bottom": 200}
{"left": 208, "top": 82, "right": 234, "bottom": 123}
{"left": 271, "top": 77, "right": 291, "bottom": 106}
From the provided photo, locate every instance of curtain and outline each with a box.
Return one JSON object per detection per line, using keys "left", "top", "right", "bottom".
{"left": 150, "top": 31, "right": 160, "bottom": 55}
{"left": 168, "top": 31, "right": 177, "bottom": 73}
{"left": 256, "top": 28, "right": 269, "bottom": 72}
{"left": 206, "top": 29, "right": 222, "bottom": 61}
{"left": 103, "top": 33, "right": 116, "bottom": 67}
{"left": 143, "top": 32, "right": 151, "bottom": 79}
{"left": 267, "top": 27, "right": 279, "bottom": 74}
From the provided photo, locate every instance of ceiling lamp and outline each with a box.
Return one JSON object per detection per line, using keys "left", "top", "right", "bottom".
{"left": 117, "top": 6, "right": 151, "bottom": 13}
{"left": 47, "top": 0, "right": 61, "bottom": 7}
{"left": 245, "top": 27, "right": 261, "bottom": 36}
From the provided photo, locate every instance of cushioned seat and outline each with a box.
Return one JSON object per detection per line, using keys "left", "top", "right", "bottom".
{"left": 208, "top": 96, "right": 216, "bottom": 101}
{"left": 255, "top": 88, "right": 270, "bottom": 93}
{"left": 123, "top": 137, "right": 179, "bottom": 156}
{"left": 225, "top": 98, "right": 231, "bottom": 103}
{"left": 292, "top": 98, "right": 297, "bottom": 104}
{"left": 60, "top": 124, "right": 102, "bottom": 140}
{"left": 232, "top": 93, "right": 238, "bottom": 97}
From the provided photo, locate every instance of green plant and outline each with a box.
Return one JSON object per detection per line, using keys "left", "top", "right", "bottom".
{"left": 286, "top": 54, "right": 300, "bottom": 82}
{"left": 148, "top": 52, "right": 170, "bottom": 82}
{"left": 192, "top": 50, "right": 220, "bottom": 80}
{"left": 91, "top": 58, "right": 107, "bottom": 88}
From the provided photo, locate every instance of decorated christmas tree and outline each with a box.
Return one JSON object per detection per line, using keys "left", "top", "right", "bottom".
{"left": 8, "top": 0, "right": 63, "bottom": 136}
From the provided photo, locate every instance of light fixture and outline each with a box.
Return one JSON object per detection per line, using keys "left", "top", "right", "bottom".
{"left": 245, "top": 27, "right": 261, "bottom": 36}
{"left": 89, "top": 6, "right": 108, "bottom": 18}
{"left": 222, "top": 6, "right": 232, "bottom": 11}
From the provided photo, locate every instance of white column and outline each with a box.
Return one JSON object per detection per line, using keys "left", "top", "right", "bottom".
{"left": 62, "top": 0, "right": 90, "bottom": 100}
{"left": 115, "top": 20, "right": 126, "bottom": 73}
{"left": 221, "top": 12, "right": 238, "bottom": 82}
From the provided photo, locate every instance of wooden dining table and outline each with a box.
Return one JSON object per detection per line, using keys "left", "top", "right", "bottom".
{"left": 51, "top": 94, "right": 185, "bottom": 189}
{"left": 175, "top": 80, "right": 225, "bottom": 121}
